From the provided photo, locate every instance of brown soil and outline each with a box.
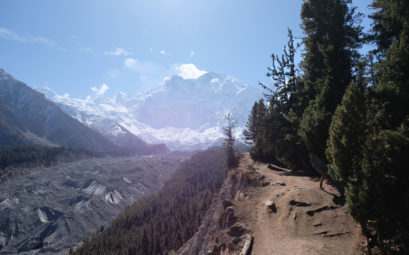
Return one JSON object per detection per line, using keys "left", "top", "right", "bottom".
{"left": 233, "top": 153, "right": 363, "bottom": 255}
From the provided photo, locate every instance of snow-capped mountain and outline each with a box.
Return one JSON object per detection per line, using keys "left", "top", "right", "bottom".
{"left": 0, "top": 68, "right": 115, "bottom": 152}
{"left": 37, "top": 72, "right": 263, "bottom": 150}
{"left": 0, "top": 69, "right": 168, "bottom": 155}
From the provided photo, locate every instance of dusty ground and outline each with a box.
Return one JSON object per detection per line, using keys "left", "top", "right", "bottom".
{"left": 233, "top": 153, "right": 363, "bottom": 255}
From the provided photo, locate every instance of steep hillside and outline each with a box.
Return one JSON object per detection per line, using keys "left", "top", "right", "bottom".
{"left": 0, "top": 69, "right": 114, "bottom": 152}
{"left": 0, "top": 101, "right": 29, "bottom": 146}
{"left": 177, "top": 154, "right": 363, "bottom": 255}
{"left": 37, "top": 72, "right": 262, "bottom": 150}
{"left": 0, "top": 69, "right": 167, "bottom": 155}
{"left": 71, "top": 148, "right": 227, "bottom": 255}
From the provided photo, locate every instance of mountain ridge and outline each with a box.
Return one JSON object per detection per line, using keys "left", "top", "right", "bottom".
{"left": 0, "top": 69, "right": 168, "bottom": 155}
{"left": 36, "top": 72, "right": 263, "bottom": 150}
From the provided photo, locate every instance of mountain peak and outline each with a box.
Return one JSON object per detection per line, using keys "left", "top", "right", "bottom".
{"left": 0, "top": 69, "right": 16, "bottom": 81}
{"left": 114, "top": 91, "right": 131, "bottom": 104}
{"left": 115, "top": 91, "right": 128, "bottom": 98}
{"left": 25, "top": 69, "right": 262, "bottom": 150}
{"left": 197, "top": 72, "right": 227, "bottom": 82}
{"left": 165, "top": 72, "right": 225, "bottom": 86}
{"left": 168, "top": 74, "right": 184, "bottom": 82}
{"left": 163, "top": 75, "right": 189, "bottom": 89}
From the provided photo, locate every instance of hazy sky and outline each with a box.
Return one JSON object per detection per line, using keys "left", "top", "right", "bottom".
{"left": 0, "top": 0, "right": 372, "bottom": 99}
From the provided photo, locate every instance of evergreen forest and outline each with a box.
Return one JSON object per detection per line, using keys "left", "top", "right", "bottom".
{"left": 0, "top": 146, "right": 96, "bottom": 180}
{"left": 243, "top": 0, "right": 409, "bottom": 252}
{"left": 70, "top": 148, "right": 227, "bottom": 255}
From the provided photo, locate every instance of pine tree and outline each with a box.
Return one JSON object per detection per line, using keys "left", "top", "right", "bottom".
{"left": 260, "top": 28, "right": 299, "bottom": 116}
{"left": 360, "top": 0, "right": 409, "bottom": 250}
{"left": 243, "top": 101, "right": 259, "bottom": 145}
{"left": 141, "top": 229, "right": 149, "bottom": 254}
{"left": 327, "top": 0, "right": 409, "bottom": 251}
{"left": 249, "top": 29, "right": 309, "bottom": 169}
{"left": 326, "top": 81, "right": 366, "bottom": 184}
{"left": 298, "top": 0, "right": 362, "bottom": 161}
{"left": 325, "top": 81, "right": 371, "bottom": 244}
{"left": 248, "top": 100, "right": 270, "bottom": 162}
{"left": 369, "top": 0, "right": 409, "bottom": 129}
{"left": 223, "top": 113, "right": 238, "bottom": 169}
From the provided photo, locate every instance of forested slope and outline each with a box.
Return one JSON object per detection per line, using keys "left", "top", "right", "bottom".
{"left": 0, "top": 146, "right": 97, "bottom": 181}
{"left": 71, "top": 148, "right": 227, "bottom": 255}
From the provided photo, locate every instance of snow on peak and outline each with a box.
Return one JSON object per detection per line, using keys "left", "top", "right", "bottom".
{"left": 114, "top": 91, "right": 132, "bottom": 105}
{"left": 36, "top": 86, "right": 58, "bottom": 98}
{"left": 175, "top": 63, "right": 207, "bottom": 79}
{"left": 211, "top": 78, "right": 220, "bottom": 83}
{"left": 34, "top": 71, "right": 263, "bottom": 151}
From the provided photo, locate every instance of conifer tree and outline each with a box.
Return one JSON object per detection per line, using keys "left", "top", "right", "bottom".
{"left": 359, "top": 0, "right": 409, "bottom": 250}
{"left": 243, "top": 101, "right": 259, "bottom": 145}
{"left": 298, "top": 0, "right": 362, "bottom": 161}
{"left": 325, "top": 81, "right": 372, "bottom": 245}
{"left": 248, "top": 100, "right": 270, "bottom": 162}
{"left": 327, "top": 0, "right": 409, "bottom": 251}
{"left": 142, "top": 229, "right": 149, "bottom": 254}
{"left": 326, "top": 81, "right": 366, "bottom": 184}
{"left": 223, "top": 113, "right": 238, "bottom": 169}
{"left": 249, "top": 29, "right": 309, "bottom": 168}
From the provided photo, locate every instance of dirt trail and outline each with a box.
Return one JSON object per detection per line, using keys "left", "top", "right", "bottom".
{"left": 234, "top": 154, "right": 362, "bottom": 255}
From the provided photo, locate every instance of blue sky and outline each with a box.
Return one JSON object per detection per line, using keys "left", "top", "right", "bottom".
{"left": 0, "top": 0, "right": 373, "bottom": 99}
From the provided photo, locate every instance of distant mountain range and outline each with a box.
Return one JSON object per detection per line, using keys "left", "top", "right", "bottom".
{"left": 0, "top": 69, "right": 168, "bottom": 155}
{"left": 36, "top": 72, "right": 263, "bottom": 150}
